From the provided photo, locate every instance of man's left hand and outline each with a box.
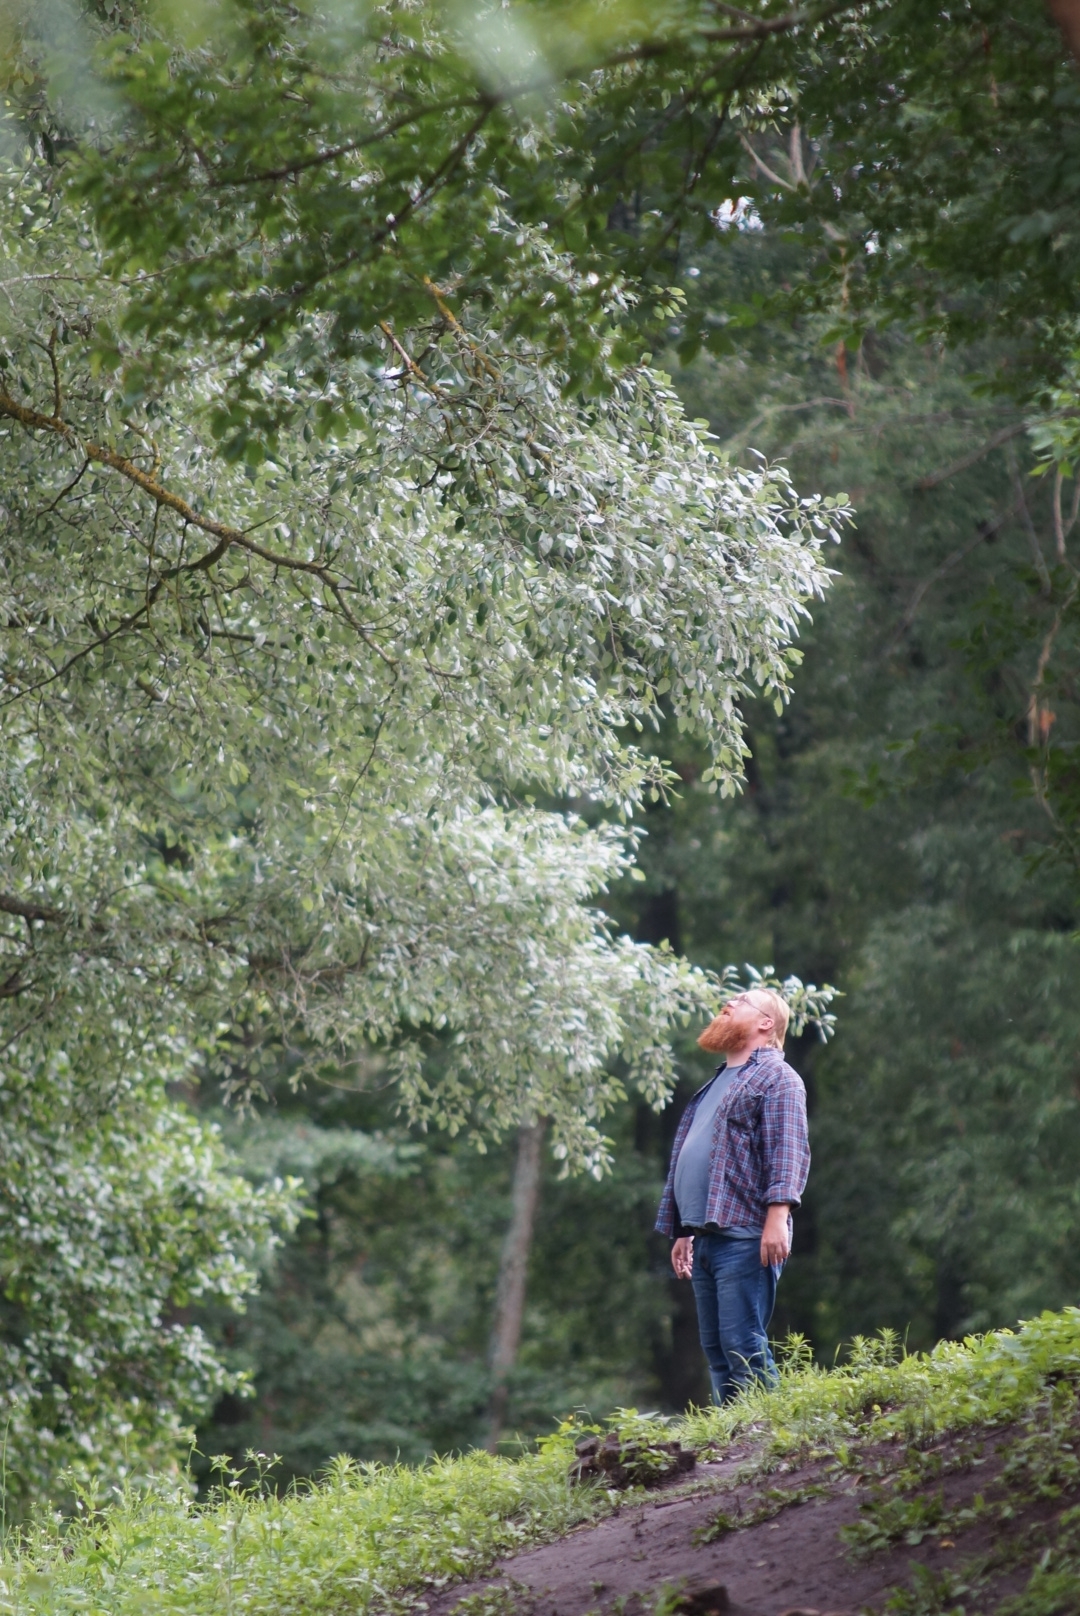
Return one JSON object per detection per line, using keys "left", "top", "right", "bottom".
{"left": 761, "top": 1203, "right": 791, "bottom": 1267}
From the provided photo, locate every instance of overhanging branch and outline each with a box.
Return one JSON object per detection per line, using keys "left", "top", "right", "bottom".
{"left": 0, "top": 894, "right": 65, "bottom": 925}
{"left": 0, "top": 386, "right": 399, "bottom": 671}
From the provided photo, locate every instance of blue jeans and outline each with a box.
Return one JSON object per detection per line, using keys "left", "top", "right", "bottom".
{"left": 690, "top": 1230, "right": 780, "bottom": 1405}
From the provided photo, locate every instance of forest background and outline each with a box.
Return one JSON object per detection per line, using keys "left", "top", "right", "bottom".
{"left": 204, "top": 268, "right": 1080, "bottom": 1478}
{"left": 2, "top": 0, "right": 1080, "bottom": 1509}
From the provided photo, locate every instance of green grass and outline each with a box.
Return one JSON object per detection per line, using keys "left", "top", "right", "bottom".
{"left": 4, "top": 1309, "right": 1080, "bottom": 1616}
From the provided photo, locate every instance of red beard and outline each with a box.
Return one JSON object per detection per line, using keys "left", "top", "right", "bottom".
{"left": 696, "top": 1015, "right": 747, "bottom": 1054}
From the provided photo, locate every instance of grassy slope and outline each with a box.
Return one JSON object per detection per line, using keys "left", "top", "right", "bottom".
{"left": 6, "top": 1311, "right": 1080, "bottom": 1616}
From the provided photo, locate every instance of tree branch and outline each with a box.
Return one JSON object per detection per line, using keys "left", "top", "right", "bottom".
{"left": 0, "top": 894, "right": 65, "bottom": 925}
{"left": 738, "top": 131, "right": 794, "bottom": 191}
{"left": 1052, "top": 466, "right": 1080, "bottom": 560}
{"left": 699, "top": 0, "right": 860, "bottom": 42}
{"left": 0, "top": 386, "right": 402, "bottom": 680}
{"left": 378, "top": 321, "right": 445, "bottom": 393}
{"left": 205, "top": 97, "right": 483, "bottom": 189}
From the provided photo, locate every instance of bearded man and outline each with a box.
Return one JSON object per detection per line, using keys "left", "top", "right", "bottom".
{"left": 655, "top": 989, "right": 810, "bottom": 1405}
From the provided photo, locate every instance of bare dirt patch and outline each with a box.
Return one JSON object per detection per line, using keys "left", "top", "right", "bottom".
{"left": 423, "top": 1419, "right": 1080, "bottom": 1616}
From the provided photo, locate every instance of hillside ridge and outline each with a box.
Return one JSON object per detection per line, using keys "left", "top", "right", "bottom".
{"left": 5, "top": 1313, "right": 1080, "bottom": 1616}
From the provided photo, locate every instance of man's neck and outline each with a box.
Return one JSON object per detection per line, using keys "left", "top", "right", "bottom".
{"left": 723, "top": 1039, "right": 773, "bottom": 1068}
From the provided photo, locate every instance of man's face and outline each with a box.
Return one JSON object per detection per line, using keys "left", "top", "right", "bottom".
{"left": 696, "top": 993, "right": 773, "bottom": 1055}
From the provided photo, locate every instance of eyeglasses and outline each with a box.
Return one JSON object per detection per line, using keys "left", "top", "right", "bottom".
{"left": 720, "top": 993, "right": 774, "bottom": 1017}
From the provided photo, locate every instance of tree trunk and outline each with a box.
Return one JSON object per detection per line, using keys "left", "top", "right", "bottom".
{"left": 485, "top": 1120, "right": 545, "bottom": 1452}
{"left": 1050, "top": 0, "right": 1080, "bottom": 65}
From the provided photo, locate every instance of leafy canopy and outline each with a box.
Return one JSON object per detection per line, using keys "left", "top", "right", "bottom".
{"left": 12, "top": 0, "right": 1074, "bottom": 444}
{"left": 0, "top": 153, "right": 843, "bottom": 1165}
{"left": 0, "top": 0, "right": 853, "bottom": 1500}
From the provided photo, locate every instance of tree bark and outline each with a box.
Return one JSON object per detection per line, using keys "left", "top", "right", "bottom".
{"left": 1049, "top": 0, "right": 1080, "bottom": 64}
{"left": 485, "top": 1120, "right": 545, "bottom": 1452}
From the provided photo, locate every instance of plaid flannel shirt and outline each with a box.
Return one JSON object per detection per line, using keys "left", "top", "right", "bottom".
{"left": 654, "top": 1046, "right": 810, "bottom": 1239}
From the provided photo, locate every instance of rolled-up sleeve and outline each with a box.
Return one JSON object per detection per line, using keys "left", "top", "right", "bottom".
{"left": 761, "top": 1071, "right": 810, "bottom": 1206}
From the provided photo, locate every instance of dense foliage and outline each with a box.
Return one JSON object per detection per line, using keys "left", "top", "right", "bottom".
{"left": 199, "top": 295, "right": 1080, "bottom": 1475}
{"left": 0, "top": 1, "right": 845, "bottom": 1507}
{"left": 3, "top": 0, "right": 1080, "bottom": 1512}
{"left": 635, "top": 222, "right": 1080, "bottom": 1352}
{"left": 22, "top": 1, "right": 1077, "bottom": 415}
{"left": 0, "top": 150, "right": 842, "bottom": 1149}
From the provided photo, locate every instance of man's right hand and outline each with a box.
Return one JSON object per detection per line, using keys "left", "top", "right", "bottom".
{"left": 671, "top": 1236, "right": 694, "bottom": 1279}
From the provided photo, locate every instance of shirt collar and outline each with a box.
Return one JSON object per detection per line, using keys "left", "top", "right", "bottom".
{"left": 714, "top": 1046, "right": 764, "bottom": 1079}
{"left": 691, "top": 1043, "right": 776, "bottom": 1100}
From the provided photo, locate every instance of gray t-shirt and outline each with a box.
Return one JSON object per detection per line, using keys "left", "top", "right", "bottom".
{"left": 672, "top": 1062, "right": 760, "bottom": 1237}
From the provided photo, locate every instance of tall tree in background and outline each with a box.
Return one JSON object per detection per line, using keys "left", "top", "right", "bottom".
{"left": 486, "top": 1122, "right": 545, "bottom": 1452}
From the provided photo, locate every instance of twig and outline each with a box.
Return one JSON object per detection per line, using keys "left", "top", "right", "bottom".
{"left": 378, "top": 321, "right": 446, "bottom": 395}
{"left": 1006, "top": 441, "right": 1051, "bottom": 595}
{"left": 124, "top": 417, "right": 162, "bottom": 479}
{"left": 1025, "top": 574, "right": 1080, "bottom": 838}
{"left": 1052, "top": 467, "right": 1080, "bottom": 561}
{"left": 738, "top": 132, "right": 793, "bottom": 192}
{"left": 35, "top": 456, "right": 90, "bottom": 518}
{"left": 47, "top": 326, "right": 61, "bottom": 418}
{"left": 423, "top": 278, "right": 502, "bottom": 383}
{"left": 322, "top": 712, "right": 388, "bottom": 866}
{"left": 915, "top": 421, "right": 1030, "bottom": 490}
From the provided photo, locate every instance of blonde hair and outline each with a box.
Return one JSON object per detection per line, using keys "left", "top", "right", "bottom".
{"left": 746, "top": 988, "right": 790, "bottom": 1049}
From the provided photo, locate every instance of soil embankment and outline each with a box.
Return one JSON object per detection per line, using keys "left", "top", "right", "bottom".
{"left": 429, "top": 1420, "right": 1079, "bottom": 1615}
